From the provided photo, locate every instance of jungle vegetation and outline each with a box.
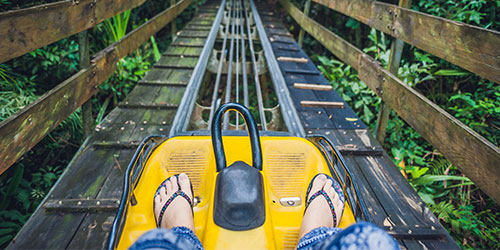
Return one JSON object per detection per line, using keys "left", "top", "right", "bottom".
{"left": 0, "top": 0, "right": 499, "bottom": 248}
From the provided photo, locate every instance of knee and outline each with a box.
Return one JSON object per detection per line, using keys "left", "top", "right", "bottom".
{"left": 129, "top": 229, "right": 195, "bottom": 250}
{"left": 319, "top": 222, "right": 399, "bottom": 250}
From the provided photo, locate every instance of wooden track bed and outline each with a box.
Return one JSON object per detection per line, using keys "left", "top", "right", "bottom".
{"left": 256, "top": 3, "right": 457, "bottom": 249}
{"left": 8, "top": 3, "right": 219, "bottom": 248}
{"left": 9, "top": 1, "right": 457, "bottom": 249}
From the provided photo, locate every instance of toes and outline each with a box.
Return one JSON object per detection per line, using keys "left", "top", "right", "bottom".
{"left": 171, "top": 175, "right": 179, "bottom": 192}
{"left": 178, "top": 173, "right": 193, "bottom": 199}
{"left": 159, "top": 186, "right": 167, "bottom": 201}
{"left": 324, "top": 179, "right": 333, "bottom": 193}
{"left": 326, "top": 184, "right": 335, "bottom": 200}
{"left": 309, "top": 174, "right": 326, "bottom": 199}
{"left": 154, "top": 194, "right": 161, "bottom": 214}
{"left": 165, "top": 179, "right": 173, "bottom": 195}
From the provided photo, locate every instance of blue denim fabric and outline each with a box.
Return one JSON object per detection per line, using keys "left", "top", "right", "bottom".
{"left": 130, "top": 223, "right": 398, "bottom": 250}
{"left": 297, "top": 222, "right": 400, "bottom": 250}
{"left": 129, "top": 227, "right": 204, "bottom": 250}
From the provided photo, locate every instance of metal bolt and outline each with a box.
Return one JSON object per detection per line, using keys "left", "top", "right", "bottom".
{"left": 58, "top": 200, "right": 63, "bottom": 205}
{"left": 120, "top": 127, "right": 125, "bottom": 130}
{"left": 96, "top": 201, "right": 101, "bottom": 205}
{"left": 143, "top": 121, "right": 147, "bottom": 124}
{"left": 408, "top": 230, "right": 412, "bottom": 234}
{"left": 159, "top": 128, "right": 164, "bottom": 131}
{"left": 77, "top": 201, "right": 82, "bottom": 205}
{"left": 140, "top": 128, "right": 144, "bottom": 131}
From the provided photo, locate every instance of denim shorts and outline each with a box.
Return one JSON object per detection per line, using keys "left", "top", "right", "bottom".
{"left": 130, "top": 222, "right": 399, "bottom": 250}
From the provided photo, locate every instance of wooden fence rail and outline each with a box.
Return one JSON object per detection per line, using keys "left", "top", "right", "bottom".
{"left": 0, "top": 0, "right": 193, "bottom": 175}
{"left": 279, "top": 0, "right": 500, "bottom": 204}
{"left": 312, "top": 0, "right": 500, "bottom": 85}
{"left": 0, "top": 0, "right": 148, "bottom": 64}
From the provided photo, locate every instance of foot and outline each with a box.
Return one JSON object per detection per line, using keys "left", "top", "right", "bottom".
{"left": 154, "top": 173, "right": 195, "bottom": 231}
{"left": 298, "top": 174, "right": 344, "bottom": 239}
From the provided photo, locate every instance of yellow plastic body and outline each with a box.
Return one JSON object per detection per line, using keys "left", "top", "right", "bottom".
{"left": 117, "top": 136, "right": 355, "bottom": 249}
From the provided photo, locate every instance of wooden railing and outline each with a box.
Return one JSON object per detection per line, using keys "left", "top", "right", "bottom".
{"left": 0, "top": 0, "right": 194, "bottom": 174}
{"left": 279, "top": 0, "right": 500, "bottom": 204}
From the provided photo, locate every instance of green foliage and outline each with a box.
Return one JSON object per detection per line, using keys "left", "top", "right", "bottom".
{"left": 302, "top": 1, "right": 500, "bottom": 246}
{"left": 103, "top": 10, "right": 132, "bottom": 43}
{"left": 0, "top": 0, "right": 206, "bottom": 247}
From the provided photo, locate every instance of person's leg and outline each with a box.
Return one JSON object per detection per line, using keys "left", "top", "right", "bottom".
{"left": 314, "top": 222, "right": 400, "bottom": 250}
{"left": 297, "top": 174, "right": 345, "bottom": 249}
{"left": 129, "top": 173, "right": 203, "bottom": 250}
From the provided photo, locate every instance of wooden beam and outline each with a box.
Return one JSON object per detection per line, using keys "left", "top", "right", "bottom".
{"left": 293, "top": 83, "right": 332, "bottom": 91}
{"left": 0, "top": 0, "right": 193, "bottom": 175}
{"left": 301, "top": 100, "right": 344, "bottom": 108}
{"left": 312, "top": 0, "right": 500, "bottom": 84}
{"left": 0, "top": 0, "right": 147, "bottom": 64}
{"left": 44, "top": 199, "right": 120, "bottom": 212}
{"left": 279, "top": 0, "right": 500, "bottom": 204}
{"left": 277, "top": 56, "right": 309, "bottom": 63}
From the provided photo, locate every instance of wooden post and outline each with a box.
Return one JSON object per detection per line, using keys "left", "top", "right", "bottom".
{"left": 375, "top": 0, "right": 411, "bottom": 143}
{"left": 171, "top": 0, "right": 177, "bottom": 36}
{"left": 79, "top": 30, "right": 94, "bottom": 138}
{"left": 297, "top": 0, "right": 311, "bottom": 47}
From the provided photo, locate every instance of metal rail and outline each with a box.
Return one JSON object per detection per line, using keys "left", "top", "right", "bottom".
{"left": 249, "top": 0, "right": 304, "bottom": 136}
{"left": 169, "top": 0, "right": 227, "bottom": 137}
{"left": 171, "top": 0, "right": 304, "bottom": 136}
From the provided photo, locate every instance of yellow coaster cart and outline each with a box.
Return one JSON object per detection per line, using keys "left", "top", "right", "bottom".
{"left": 108, "top": 103, "right": 367, "bottom": 249}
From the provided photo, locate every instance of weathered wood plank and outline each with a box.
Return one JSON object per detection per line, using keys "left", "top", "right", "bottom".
{"left": 279, "top": 0, "right": 500, "bottom": 204}
{"left": 277, "top": 56, "right": 308, "bottom": 63}
{"left": 312, "top": 0, "right": 500, "bottom": 84}
{"left": 44, "top": 198, "right": 120, "bottom": 212}
{"left": 8, "top": 147, "right": 119, "bottom": 249}
{"left": 66, "top": 149, "right": 133, "bottom": 249}
{"left": 293, "top": 83, "right": 333, "bottom": 91}
{"left": 0, "top": 0, "right": 147, "bottom": 64}
{"left": 0, "top": 0, "right": 193, "bottom": 175}
{"left": 300, "top": 100, "right": 344, "bottom": 108}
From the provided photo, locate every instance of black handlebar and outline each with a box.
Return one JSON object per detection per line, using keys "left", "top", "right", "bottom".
{"left": 211, "top": 103, "right": 263, "bottom": 172}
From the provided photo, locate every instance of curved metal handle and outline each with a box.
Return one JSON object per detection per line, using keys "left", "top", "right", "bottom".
{"left": 211, "top": 103, "right": 263, "bottom": 172}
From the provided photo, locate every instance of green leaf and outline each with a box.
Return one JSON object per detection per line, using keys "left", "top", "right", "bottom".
{"left": 413, "top": 175, "right": 470, "bottom": 186}
{"left": 434, "top": 69, "right": 471, "bottom": 76}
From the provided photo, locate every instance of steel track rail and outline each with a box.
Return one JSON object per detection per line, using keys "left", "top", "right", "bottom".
{"left": 249, "top": 0, "right": 305, "bottom": 136}
{"left": 169, "top": 0, "right": 227, "bottom": 137}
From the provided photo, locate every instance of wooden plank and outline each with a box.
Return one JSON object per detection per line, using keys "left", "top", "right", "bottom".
{"left": 312, "top": 0, "right": 500, "bottom": 84}
{"left": 9, "top": 147, "right": 119, "bottom": 248}
{"left": 277, "top": 56, "right": 308, "bottom": 63}
{"left": 280, "top": 0, "right": 500, "bottom": 204}
{"left": 66, "top": 149, "right": 134, "bottom": 249}
{"left": 0, "top": 0, "right": 193, "bottom": 175}
{"left": 44, "top": 199, "right": 120, "bottom": 212}
{"left": 0, "top": 0, "right": 147, "bottom": 64}
{"left": 293, "top": 83, "right": 332, "bottom": 91}
{"left": 301, "top": 100, "right": 344, "bottom": 108}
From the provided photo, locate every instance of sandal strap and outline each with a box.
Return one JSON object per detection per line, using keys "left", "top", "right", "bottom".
{"left": 156, "top": 190, "right": 193, "bottom": 227}
{"left": 305, "top": 190, "right": 338, "bottom": 227}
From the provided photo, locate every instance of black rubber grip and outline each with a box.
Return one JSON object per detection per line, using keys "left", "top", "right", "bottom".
{"left": 211, "top": 103, "right": 263, "bottom": 172}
